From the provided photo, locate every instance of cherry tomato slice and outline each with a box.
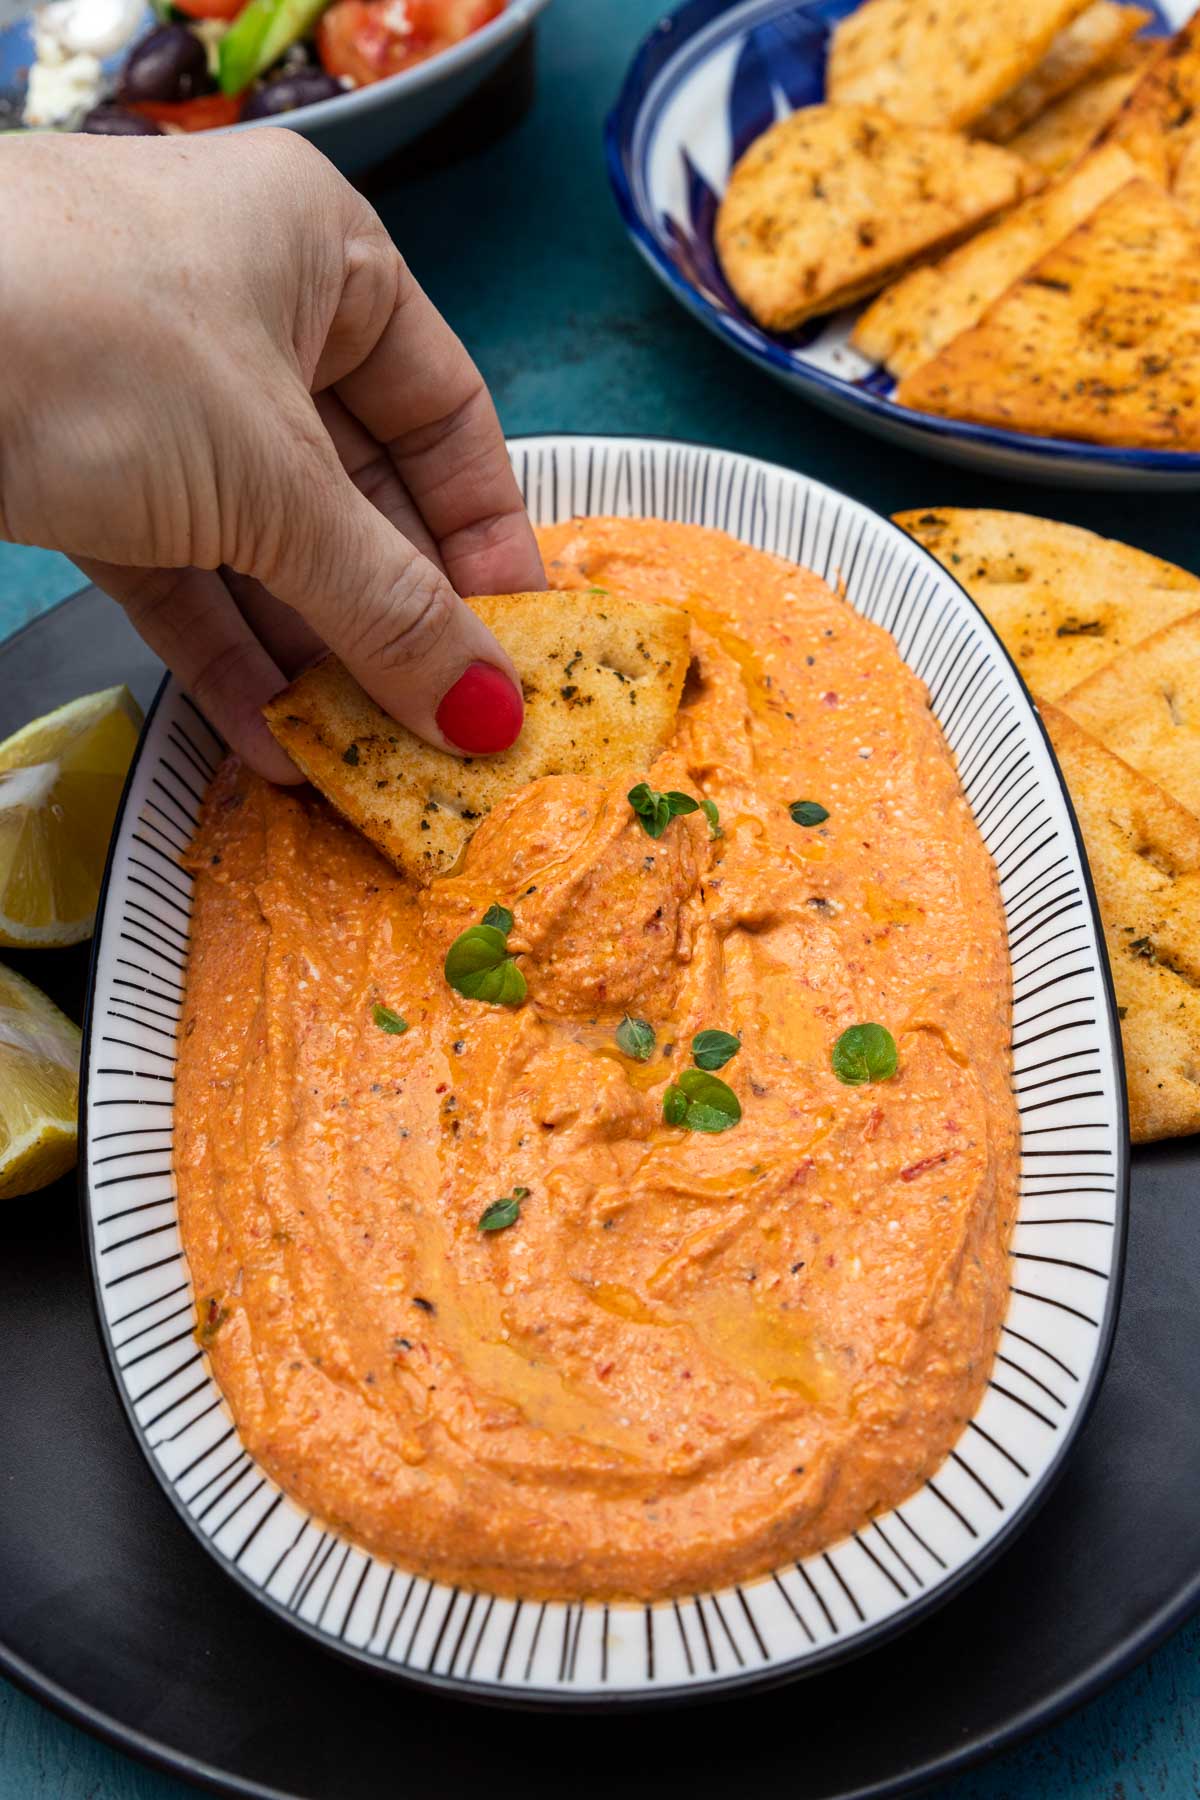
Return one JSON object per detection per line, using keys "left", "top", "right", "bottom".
{"left": 172, "top": 0, "right": 244, "bottom": 21}
{"left": 407, "top": 0, "right": 504, "bottom": 33}
{"left": 128, "top": 92, "right": 244, "bottom": 129}
{"left": 317, "top": 0, "right": 501, "bottom": 88}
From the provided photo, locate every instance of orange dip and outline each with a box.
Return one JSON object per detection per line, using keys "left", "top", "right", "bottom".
{"left": 176, "top": 518, "right": 1018, "bottom": 1601}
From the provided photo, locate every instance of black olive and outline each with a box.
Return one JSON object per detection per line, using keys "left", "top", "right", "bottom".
{"left": 120, "top": 25, "right": 210, "bottom": 104}
{"left": 79, "top": 103, "right": 164, "bottom": 134}
{"left": 241, "top": 69, "right": 343, "bottom": 118}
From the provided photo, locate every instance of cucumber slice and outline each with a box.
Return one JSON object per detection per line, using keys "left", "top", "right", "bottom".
{"left": 218, "top": 0, "right": 330, "bottom": 95}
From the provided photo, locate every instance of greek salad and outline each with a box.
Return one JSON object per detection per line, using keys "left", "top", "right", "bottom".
{"left": 16, "top": 0, "right": 503, "bottom": 133}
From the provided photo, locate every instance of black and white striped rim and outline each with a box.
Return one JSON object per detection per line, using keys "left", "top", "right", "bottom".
{"left": 79, "top": 435, "right": 1129, "bottom": 1706}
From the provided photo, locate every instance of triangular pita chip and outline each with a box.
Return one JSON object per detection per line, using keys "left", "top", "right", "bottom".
{"left": 1039, "top": 700, "right": 1200, "bottom": 1142}
{"left": 895, "top": 178, "right": 1200, "bottom": 448}
{"left": 895, "top": 508, "right": 1200, "bottom": 697}
{"left": 1103, "top": 10, "right": 1200, "bottom": 182}
{"left": 827, "top": 0, "right": 1092, "bottom": 128}
{"left": 715, "top": 104, "right": 1036, "bottom": 332}
{"left": 1061, "top": 609, "right": 1200, "bottom": 814}
{"left": 854, "top": 144, "right": 1135, "bottom": 376}
{"left": 264, "top": 591, "right": 690, "bottom": 882}
{"left": 975, "top": 1, "right": 1151, "bottom": 142}
{"left": 1009, "top": 38, "right": 1159, "bottom": 175}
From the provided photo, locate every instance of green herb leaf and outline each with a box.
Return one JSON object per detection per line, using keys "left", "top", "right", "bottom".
{"left": 790, "top": 800, "right": 829, "bottom": 827}
{"left": 691, "top": 1028, "right": 740, "bottom": 1071}
{"left": 616, "top": 1015, "right": 656, "bottom": 1061}
{"left": 627, "top": 782, "right": 670, "bottom": 838}
{"left": 700, "top": 798, "right": 723, "bottom": 839}
{"left": 511, "top": 1185, "right": 530, "bottom": 1199}
{"left": 482, "top": 903, "right": 514, "bottom": 934}
{"left": 342, "top": 743, "right": 360, "bottom": 767}
{"left": 662, "top": 1084, "right": 689, "bottom": 1126}
{"left": 372, "top": 1003, "right": 408, "bottom": 1035}
{"left": 444, "top": 924, "right": 527, "bottom": 1006}
{"left": 663, "top": 1066, "right": 741, "bottom": 1133}
{"left": 587, "top": 584, "right": 610, "bottom": 595}
{"left": 627, "top": 783, "right": 702, "bottom": 840}
{"left": 480, "top": 1196, "right": 521, "bottom": 1232}
{"left": 832, "top": 1023, "right": 897, "bottom": 1086}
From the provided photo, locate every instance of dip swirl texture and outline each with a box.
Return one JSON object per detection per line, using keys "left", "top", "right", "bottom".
{"left": 176, "top": 518, "right": 1018, "bottom": 1601}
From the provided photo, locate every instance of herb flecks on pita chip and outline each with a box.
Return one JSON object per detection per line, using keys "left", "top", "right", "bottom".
{"left": 1103, "top": 11, "right": 1200, "bottom": 183}
{"left": 1039, "top": 701, "right": 1200, "bottom": 1143}
{"left": 715, "top": 104, "right": 1037, "bottom": 333}
{"left": 895, "top": 178, "right": 1200, "bottom": 450}
{"left": 263, "top": 591, "right": 691, "bottom": 883}
{"left": 828, "top": 0, "right": 1092, "bottom": 128}
{"left": 854, "top": 144, "right": 1135, "bottom": 377}
{"left": 895, "top": 508, "right": 1200, "bottom": 698}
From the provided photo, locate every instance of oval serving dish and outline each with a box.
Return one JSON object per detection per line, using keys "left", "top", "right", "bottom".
{"left": 605, "top": 1, "right": 1197, "bottom": 491}
{"left": 80, "top": 434, "right": 1128, "bottom": 1705}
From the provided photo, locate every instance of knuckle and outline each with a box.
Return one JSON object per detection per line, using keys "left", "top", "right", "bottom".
{"left": 255, "top": 124, "right": 329, "bottom": 182}
{"left": 353, "top": 562, "right": 455, "bottom": 674}
{"left": 351, "top": 450, "right": 405, "bottom": 517}
{"left": 187, "top": 637, "right": 261, "bottom": 715}
{"left": 117, "top": 568, "right": 192, "bottom": 635}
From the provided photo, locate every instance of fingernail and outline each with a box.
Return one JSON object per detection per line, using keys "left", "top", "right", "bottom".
{"left": 435, "top": 662, "right": 523, "bottom": 754}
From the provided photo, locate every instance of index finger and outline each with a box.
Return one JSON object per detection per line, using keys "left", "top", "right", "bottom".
{"left": 331, "top": 256, "right": 544, "bottom": 602}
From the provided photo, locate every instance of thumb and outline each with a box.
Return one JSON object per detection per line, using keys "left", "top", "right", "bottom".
{"left": 262, "top": 441, "right": 525, "bottom": 758}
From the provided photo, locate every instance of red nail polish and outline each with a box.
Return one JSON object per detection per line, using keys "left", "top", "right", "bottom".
{"left": 435, "top": 662, "right": 523, "bottom": 754}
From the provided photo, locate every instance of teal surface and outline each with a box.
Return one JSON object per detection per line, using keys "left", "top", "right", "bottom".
{"left": 1, "top": 1, "right": 1197, "bottom": 1794}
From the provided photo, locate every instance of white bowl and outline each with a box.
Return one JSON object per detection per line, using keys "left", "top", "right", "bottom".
{"left": 80, "top": 434, "right": 1128, "bottom": 1704}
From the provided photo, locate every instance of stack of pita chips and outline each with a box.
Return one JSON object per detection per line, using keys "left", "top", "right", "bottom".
{"left": 716, "top": 0, "right": 1200, "bottom": 451}
{"left": 714, "top": 107, "right": 1037, "bottom": 332}
{"left": 898, "top": 508, "right": 1200, "bottom": 1143}
{"left": 853, "top": 9, "right": 1200, "bottom": 448}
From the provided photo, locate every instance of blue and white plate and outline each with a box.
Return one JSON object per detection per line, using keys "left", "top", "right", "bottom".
{"left": 605, "top": 0, "right": 1196, "bottom": 490}
{"left": 80, "top": 435, "right": 1128, "bottom": 1705}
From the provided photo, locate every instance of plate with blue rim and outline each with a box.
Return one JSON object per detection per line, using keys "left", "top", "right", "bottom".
{"left": 604, "top": 0, "right": 1196, "bottom": 491}
{"left": 80, "top": 435, "right": 1127, "bottom": 1706}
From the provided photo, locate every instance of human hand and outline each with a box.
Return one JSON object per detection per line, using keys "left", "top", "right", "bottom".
{"left": 0, "top": 129, "right": 543, "bottom": 780}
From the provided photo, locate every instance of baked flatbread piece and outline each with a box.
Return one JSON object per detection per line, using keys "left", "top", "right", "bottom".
{"left": 714, "top": 105, "right": 1036, "bottom": 332}
{"left": 1009, "top": 38, "right": 1159, "bottom": 175}
{"left": 827, "top": 0, "right": 1092, "bottom": 128}
{"left": 1039, "top": 701, "right": 1200, "bottom": 1142}
{"left": 1061, "top": 610, "right": 1200, "bottom": 815}
{"left": 975, "top": 1, "right": 1150, "bottom": 141}
{"left": 853, "top": 144, "right": 1134, "bottom": 377}
{"left": 1103, "top": 11, "right": 1200, "bottom": 182}
{"left": 264, "top": 591, "right": 690, "bottom": 882}
{"left": 895, "top": 178, "right": 1200, "bottom": 449}
{"left": 895, "top": 508, "right": 1200, "bottom": 697}
{"left": 1170, "top": 123, "right": 1200, "bottom": 222}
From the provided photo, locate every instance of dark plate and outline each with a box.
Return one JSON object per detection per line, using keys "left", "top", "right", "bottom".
{"left": 2, "top": 589, "right": 1199, "bottom": 1799}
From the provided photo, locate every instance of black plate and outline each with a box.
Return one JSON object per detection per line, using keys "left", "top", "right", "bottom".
{"left": 2, "top": 589, "right": 1199, "bottom": 1800}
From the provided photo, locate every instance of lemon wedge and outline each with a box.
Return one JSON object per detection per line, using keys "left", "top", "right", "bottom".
{"left": 0, "top": 961, "right": 81, "bottom": 1200}
{"left": 0, "top": 686, "right": 143, "bottom": 947}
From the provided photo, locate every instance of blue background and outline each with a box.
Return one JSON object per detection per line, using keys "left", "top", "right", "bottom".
{"left": 1, "top": 0, "right": 1198, "bottom": 1792}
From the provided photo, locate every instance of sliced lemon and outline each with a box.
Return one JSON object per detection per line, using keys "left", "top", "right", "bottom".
{"left": 0, "top": 960, "right": 81, "bottom": 1200}
{"left": 0, "top": 685, "right": 143, "bottom": 947}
